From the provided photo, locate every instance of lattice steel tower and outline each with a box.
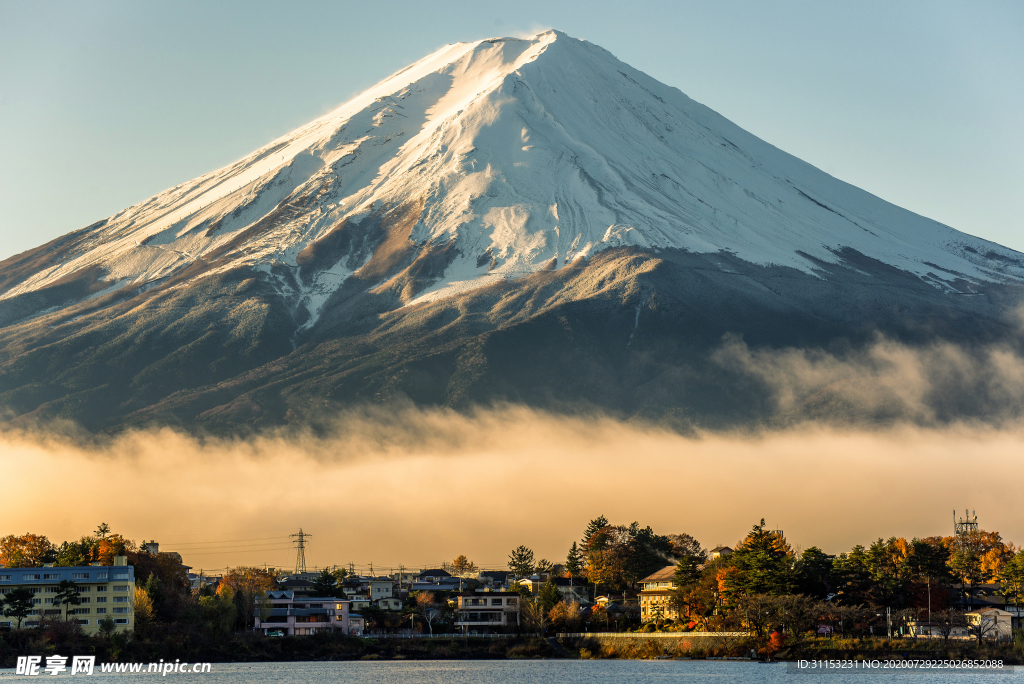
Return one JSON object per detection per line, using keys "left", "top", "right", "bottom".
{"left": 291, "top": 528, "right": 312, "bottom": 574}
{"left": 953, "top": 510, "right": 978, "bottom": 550}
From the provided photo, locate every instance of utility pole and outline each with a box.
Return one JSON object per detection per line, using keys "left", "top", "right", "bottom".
{"left": 290, "top": 529, "right": 312, "bottom": 574}
{"left": 927, "top": 578, "right": 932, "bottom": 629}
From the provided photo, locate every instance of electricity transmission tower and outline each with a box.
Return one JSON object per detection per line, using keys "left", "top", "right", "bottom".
{"left": 291, "top": 529, "right": 312, "bottom": 574}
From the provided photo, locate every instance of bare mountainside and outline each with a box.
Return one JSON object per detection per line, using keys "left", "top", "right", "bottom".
{"left": 2, "top": 30, "right": 1023, "bottom": 433}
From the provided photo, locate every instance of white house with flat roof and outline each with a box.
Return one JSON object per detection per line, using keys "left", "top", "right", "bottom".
{"left": 253, "top": 590, "right": 352, "bottom": 636}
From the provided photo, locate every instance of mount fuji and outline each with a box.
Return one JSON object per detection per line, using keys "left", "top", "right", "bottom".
{"left": 2, "top": 30, "right": 1022, "bottom": 432}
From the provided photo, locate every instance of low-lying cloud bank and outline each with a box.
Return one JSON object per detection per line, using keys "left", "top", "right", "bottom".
{"left": 2, "top": 405, "right": 1023, "bottom": 571}
{"left": 714, "top": 334, "right": 1024, "bottom": 425}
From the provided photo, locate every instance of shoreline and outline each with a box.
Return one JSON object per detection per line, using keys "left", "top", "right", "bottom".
{"left": 3, "top": 631, "right": 1021, "bottom": 667}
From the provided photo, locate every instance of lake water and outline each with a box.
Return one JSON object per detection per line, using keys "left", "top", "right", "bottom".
{"left": 0, "top": 660, "right": 1018, "bottom": 682}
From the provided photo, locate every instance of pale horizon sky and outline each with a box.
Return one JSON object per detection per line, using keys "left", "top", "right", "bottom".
{"left": 1, "top": 0, "right": 1022, "bottom": 261}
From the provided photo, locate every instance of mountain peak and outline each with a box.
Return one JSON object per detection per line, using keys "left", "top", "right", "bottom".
{"left": 3, "top": 30, "right": 1023, "bottom": 327}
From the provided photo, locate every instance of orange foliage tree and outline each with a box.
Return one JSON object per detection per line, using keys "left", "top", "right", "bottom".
{"left": 0, "top": 533, "right": 56, "bottom": 567}
{"left": 221, "top": 567, "right": 278, "bottom": 630}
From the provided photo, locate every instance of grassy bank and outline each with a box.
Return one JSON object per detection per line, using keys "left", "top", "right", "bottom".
{"left": 561, "top": 633, "right": 1024, "bottom": 664}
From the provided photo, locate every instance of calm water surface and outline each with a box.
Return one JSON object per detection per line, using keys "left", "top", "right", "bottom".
{"left": 0, "top": 660, "right": 1018, "bottom": 682}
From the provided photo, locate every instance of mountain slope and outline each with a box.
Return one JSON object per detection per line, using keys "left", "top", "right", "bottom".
{"left": 1, "top": 30, "right": 1022, "bottom": 432}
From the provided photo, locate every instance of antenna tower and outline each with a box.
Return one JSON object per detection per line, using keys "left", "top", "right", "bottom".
{"left": 953, "top": 510, "right": 978, "bottom": 550}
{"left": 290, "top": 528, "right": 312, "bottom": 574}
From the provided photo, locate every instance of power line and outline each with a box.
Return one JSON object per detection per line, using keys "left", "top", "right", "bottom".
{"left": 181, "top": 547, "right": 293, "bottom": 557}
{"left": 162, "top": 535, "right": 288, "bottom": 546}
{"left": 164, "top": 540, "right": 291, "bottom": 550}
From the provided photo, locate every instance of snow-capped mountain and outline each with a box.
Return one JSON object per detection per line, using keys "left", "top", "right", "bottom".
{"left": 2, "top": 30, "right": 1022, "bottom": 432}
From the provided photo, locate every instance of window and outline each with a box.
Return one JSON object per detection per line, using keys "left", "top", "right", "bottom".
{"left": 113, "top": 596, "right": 129, "bottom": 603}
{"left": 96, "top": 597, "right": 106, "bottom": 603}
{"left": 113, "top": 585, "right": 130, "bottom": 592}
{"left": 44, "top": 598, "right": 55, "bottom": 604}
{"left": 0, "top": 575, "right": 11, "bottom": 582}
{"left": 23, "top": 574, "right": 41, "bottom": 581}
{"left": 45, "top": 587, "right": 59, "bottom": 593}
{"left": 72, "top": 573, "right": 89, "bottom": 580}
{"left": 74, "top": 608, "right": 90, "bottom": 614}
{"left": 0, "top": 621, "right": 11, "bottom": 627}
{"left": 96, "top": 573, "right": 108, "bottom": 580}
{"left": 79, "top": 597, "right": 90, "bottom": 603}
{"left": 78, "top": 586, "right": 90, "bottom": 592}
{"left": 32, "top": 599, "right": 41, "bottom": 605}
{"left": 114, "top": 618, "right": 128, "bottom": 624}
{"left": 491, "top": 598, "right": 503, "bottom": 606}
{"left": 26, "top": 587, "right": 40, "bottom": 594}
{"left": 113, "top": 573, "right": 129, "bottom": 580}
{"left": 43, "top": 573, "right": 60, "bottom": 580}
{"left": 24, "top": 620, "right": 40, "bottom": 627}
{"left": 75, "top": 619, "right": 89, "bottom": 625}
{"left": 96, "top": 585, "right": 107, "bottom": 592}
{"left": 95, "top": 608, "right": 106, "bottom": 614}
{"left": 113, "top": 608, "right": 129, "bottom": 614}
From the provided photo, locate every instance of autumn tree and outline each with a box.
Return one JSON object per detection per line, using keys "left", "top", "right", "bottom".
{"left": 452, "top": 555, "right": 477, "bottom": 574}
{"left": 667, "top": 533, "right": 705, "bottom": 561}
{"left": 198, "top": 588, "right": 236, "bottom": 636}
{"left": 413, "top": 591, "right": 442, "bottom": 635}
{"left": 549, "top": 600, "right": 584, "bottom": 632}
{"left": 134, "top": 586, "right": 155, "bottom": 633}
{"left": 94, "top": 534, "right": 134, "bottom": 565}
{"left": 735, "top": 594, "right": 779, "bottom": 641}
{"left": 0, "top": 533, "right": 56, "bottom": 568}
{"left": 585, "top": 522, "right": 674, "bottom": 593}
{"left": 520, "top": 597, "right": 550, "bottom": 634}
{"left": 932, "top": 609, "right": 967, "bottom": 641}
{"left": 221, "top": 566, "right": 278, "bottom": 630}
{"left": 509, "top": 545, "right": 535, "bottom": 578}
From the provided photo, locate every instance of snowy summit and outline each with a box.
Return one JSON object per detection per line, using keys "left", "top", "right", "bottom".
{"left": 3, "top": 30, "right": 1022, "bottom": 324}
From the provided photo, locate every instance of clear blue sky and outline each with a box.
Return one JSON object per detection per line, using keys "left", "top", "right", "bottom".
{"left": 1, "top": 0, "right": 1021, "bottom": 260}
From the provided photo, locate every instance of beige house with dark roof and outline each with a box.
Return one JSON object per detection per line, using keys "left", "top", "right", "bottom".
{"left": 638, "top": 565, "right": 678, "bottom": 622}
